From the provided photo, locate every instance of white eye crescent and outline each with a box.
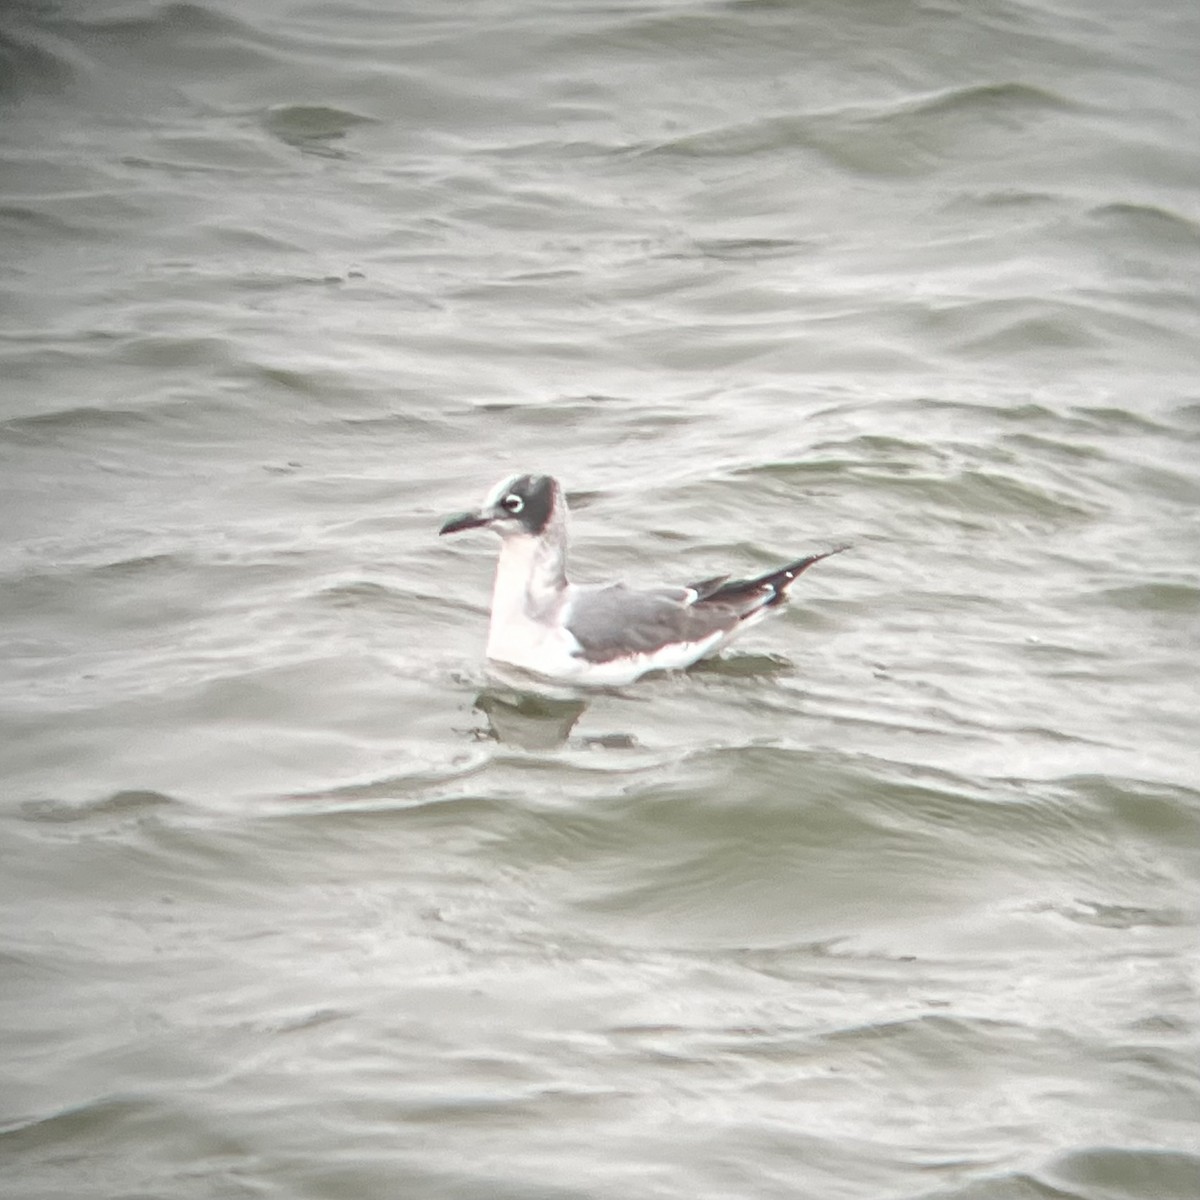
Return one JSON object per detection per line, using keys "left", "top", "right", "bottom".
{"left": 501, "top": 494, "right": 524, "bottom": 514}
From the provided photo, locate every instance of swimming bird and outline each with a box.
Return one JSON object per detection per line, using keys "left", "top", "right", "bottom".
{"left": 439, "top": 474, "right": 846, "bottom": 687}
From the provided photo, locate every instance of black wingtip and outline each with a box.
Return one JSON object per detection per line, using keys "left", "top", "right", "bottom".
{"left": 696, "top": 545, "right": 850, "bottom": 607}
{"left": 760, "top": 544, "right": 850, "bottom": 604}
{"left": 780, "top": 544, "right": 851, "bottom": 581}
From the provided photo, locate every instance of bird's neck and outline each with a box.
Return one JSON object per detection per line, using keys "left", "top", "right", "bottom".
{"left": 491, "top": 530, "right": 568, "bottom": 626}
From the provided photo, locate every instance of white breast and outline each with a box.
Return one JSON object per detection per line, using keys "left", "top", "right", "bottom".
{"left": 485, "top": 534, "right": 579, "bottom": 677}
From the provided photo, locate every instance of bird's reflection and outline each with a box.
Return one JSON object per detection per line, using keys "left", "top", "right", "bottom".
{"left": 471, "top": 652, "right": 790, "bottom": 750}
{"left": 474, "top": 686, "right": 589, "bottom": 750}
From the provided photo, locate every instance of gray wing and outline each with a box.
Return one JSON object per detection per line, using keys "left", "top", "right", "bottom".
{"left": 563, "top": 549, "right": 848, "bottom": 665}
{"left": 563, "top": 582, "right": 755, "bottom": 664}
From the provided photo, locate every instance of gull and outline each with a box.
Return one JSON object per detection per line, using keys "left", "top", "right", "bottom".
{"left": 439, "top": 473, "right": 847, "bottom": 687}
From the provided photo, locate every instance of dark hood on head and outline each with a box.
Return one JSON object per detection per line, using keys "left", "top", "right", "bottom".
{"left": 507, "top": 474, "right": 557, "bottom": 536}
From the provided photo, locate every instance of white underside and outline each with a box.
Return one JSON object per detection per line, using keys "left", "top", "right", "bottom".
{"left": 488, "top": 624, "right": 729, "bottom": 687}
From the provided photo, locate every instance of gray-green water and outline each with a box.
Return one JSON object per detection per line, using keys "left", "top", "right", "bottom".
{"left": 2, "top": 1, "right": 1199, "bottom": 1197}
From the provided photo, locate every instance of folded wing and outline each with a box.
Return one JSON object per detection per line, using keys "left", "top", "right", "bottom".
{"left": 565, "top": 547, "right": 847, "bottom": 665}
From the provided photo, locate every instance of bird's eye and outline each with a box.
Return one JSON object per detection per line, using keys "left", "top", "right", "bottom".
{"left": 501, "top": 494, "right": 524, "bottom": 514}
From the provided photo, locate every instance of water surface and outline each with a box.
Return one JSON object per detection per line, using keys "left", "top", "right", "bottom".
{"left": 2, "top": 1, "right": 1198, "bottom": 1197}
